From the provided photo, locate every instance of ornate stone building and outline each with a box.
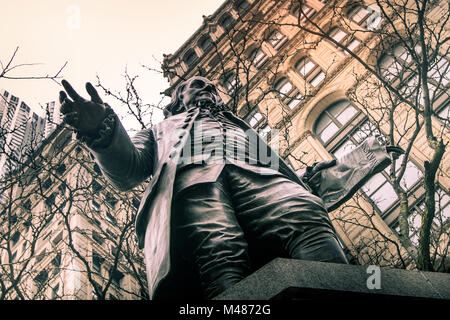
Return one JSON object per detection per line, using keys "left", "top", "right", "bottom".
{"left": 0, "top": 127, "right": 147, "bottom": 299}
{"left": 161, "top": 0, "right": 449, "bottom": 270}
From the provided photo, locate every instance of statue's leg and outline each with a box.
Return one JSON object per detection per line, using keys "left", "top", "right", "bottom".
{"left": 171, "top": 173, "right": 252, "bottom": 299}
{"left": 226, "top": 165, "right": 348, "bottom": 266}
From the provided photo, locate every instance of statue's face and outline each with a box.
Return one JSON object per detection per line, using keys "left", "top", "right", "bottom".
{"left": 177, "top": 76, "right": 221, "bottom": 110}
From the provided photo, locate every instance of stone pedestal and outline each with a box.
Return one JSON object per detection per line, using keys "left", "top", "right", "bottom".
{"left": 214, "top": 258, "right": 450, "bottom": 300}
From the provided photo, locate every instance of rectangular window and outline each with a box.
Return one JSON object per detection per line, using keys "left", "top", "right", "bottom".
{"left": 330, "top": 29, "right": 347, "bottom": 43}
{"left": 369, "top": 181, "right": 398, "bottom": 212}
{"left": 34, "top": 270, "right": 48, "bottom": 288}
{"left": 92, "top": 230, "right": 104, "bottom": 245}
{"left": 294, "top": 4, "right": 315, "bottom": 22}
{"left": 287, "top": 93, "right": 303, "bottom": 109}
{"left": 52, "top": 231, "right": 63, "bottom": 245}
{"left": 298, "top": 60, "right": 316, "bottom": 77}
{"left": 105, "top": 193, "right": 118, "bottom": 209}
{"left": 361, "top": 173, "right": 386, "bottom": 195}
{"left": 249, "top": 112, "right": 263, "bottom": 127}
{"left": 428, "top": 56, "right": 449, "bottom": 86}
{"left": 35, "top": 250, "right": 46, "bottom": 264}
{"left": 310, "top": 71, "right": 326, "bottom": 87}
{"left": 110, "top": 269, "right": 124, "bottom": 287}
{"left": 267, "top": 31, "right": 287, "bottom": 49}
{"left": 42, "top": 177, "right": 52, "bottom": 190}
{"left": 345, "top": 39, "right": 361, "bottom": 54}
{"left": 351, "top": 7, "right": 369, "bottom": 24}
{"left": 52, "top": 252, "right": 61, "bottom": 267}
{"left": 91, "top": 200, "right": 100, "bottom": 212}
{"left": 92, "top": 180, "right": 103, "bottom": 193}
{"left": 92, "top": 251, "right": 104, "bottom": 273}
{"left": 11, "top": 231, "right": 20, "bottom": 246}
{"left": 106, "top": 212, "right": 117, "bottom": 226}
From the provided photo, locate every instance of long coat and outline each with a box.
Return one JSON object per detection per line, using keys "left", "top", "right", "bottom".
{"left": 88, "top": 107, "right": 309, "bottom": 299}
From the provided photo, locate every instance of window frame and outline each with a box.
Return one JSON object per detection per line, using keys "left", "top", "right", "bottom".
{"left": 248, "top": 48, "right": 269, "bottom": 69}
{"left": 348, "top": 5, "right": 381, "bottom": 28}
{"left": 183, "top": 49, "right": 198, "bottom": 68}
{"left": 295, "top": 57, "right": 326, "bottom": 88}
{"left": 266, "top": 30, "right": 288, "bottom": 50}
{"left": 273, "top": 77, "right": 303, "bottom": 110}
{"left": 291, "top": 3, "right": 316, "bottom": 23}
{"left": 222, "top": 72, "right": 241, "bottom": 94}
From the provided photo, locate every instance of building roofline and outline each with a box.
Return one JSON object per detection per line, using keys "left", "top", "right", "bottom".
{"left": 162, "top": 0, "right": 231, "bottom": 66}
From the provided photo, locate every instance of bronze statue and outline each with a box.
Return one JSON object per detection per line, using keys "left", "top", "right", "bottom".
{"left": 59, "top": 76, "right": 400, "bottom": 299}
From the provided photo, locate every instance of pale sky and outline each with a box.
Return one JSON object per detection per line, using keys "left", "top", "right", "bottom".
{"left": 0, "top": 0, "right": 224, "bottom": 130}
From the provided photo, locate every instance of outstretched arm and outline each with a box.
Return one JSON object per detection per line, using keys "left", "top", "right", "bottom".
{"left": 59, "top": 80, "right": 155, "bottom": 190}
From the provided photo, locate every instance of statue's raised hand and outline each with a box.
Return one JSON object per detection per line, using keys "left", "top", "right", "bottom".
{"left": 59, "top": 80, "right": 108, "bottom": 136}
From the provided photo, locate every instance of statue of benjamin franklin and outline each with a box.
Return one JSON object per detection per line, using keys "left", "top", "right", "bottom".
{"left": 59, "top": 76, "right": 389, "bottom": 300}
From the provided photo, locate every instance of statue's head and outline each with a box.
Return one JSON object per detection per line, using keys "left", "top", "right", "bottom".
{"left": 163, "top": 76, "right": 224, "bottom": 118}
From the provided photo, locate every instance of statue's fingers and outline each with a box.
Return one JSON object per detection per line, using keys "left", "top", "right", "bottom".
{"left": 59, "top": 91, "right": 69, "bottom": 104}
{"left": 60, "top": 100, "right": 75, "bottom": 115}
{"left": 62, "top": 79, "right": 84, "bottom": 102}
{"left": 62, "top": 111, "right": 79, "bottom": 126}
{"left": 386, "top": 146, "right": 405, "bottom": 155}
{"left": 314, "top": 159, "right": 336, "bottom": 171}
{"left": 86, "top": 82, "right": 103, "bottom": 104}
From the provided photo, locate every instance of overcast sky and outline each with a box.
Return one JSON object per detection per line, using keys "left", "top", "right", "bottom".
{"left": 0, "top": 0, "right": 224, "bottom": 129}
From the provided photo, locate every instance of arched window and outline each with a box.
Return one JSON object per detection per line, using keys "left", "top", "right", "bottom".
{"left": 266, "top": 30, "right": 287, "bottom": 50}
{"left": 183, "top": 50, "right": 198, "bottom": 68}
{"left": 295, "top": 57, "right": 326, "bottom": 87}
{"left": 234, "top": 0, "right": 250, "bottom": 13}
{"left": 219, "top": 13, "right": 234, "bottom": 31}
{"left": 248, "top": 48, "right": 268, "bottom": 68}
{"left": 274, "top": 77, "right": 303, "bottom": 110}
{"left": 314, "top": 100, "right": 424, "bottom": 214}
{"left": 314, "top": 100, "right": 358, "bottom": 144}
{"left": 198, "top": 35, "right": 212, "bottom": 52}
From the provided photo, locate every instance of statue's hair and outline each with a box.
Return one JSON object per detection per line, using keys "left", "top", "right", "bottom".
{"left": 162, "top": 77, "right": 227, "bottom": 119}
{"left": 163, "top": 83, "right": 185, "bottom": 119}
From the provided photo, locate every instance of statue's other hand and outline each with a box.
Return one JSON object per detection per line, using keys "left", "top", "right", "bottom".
{"left": 59, "top": 80, "right": 108, "bottom": 136}
{"left": 301, "top": 159, "right": 337, "bottom": 194}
